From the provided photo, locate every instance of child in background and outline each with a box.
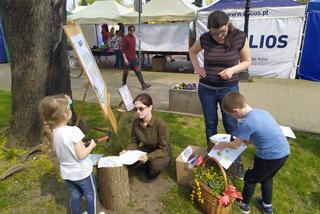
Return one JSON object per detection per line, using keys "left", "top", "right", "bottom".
{"left": 39, "top": 94, "right": 97, "bottom": 214}
{"left": 214, "top": 92, "right": 290, "bottom": 214}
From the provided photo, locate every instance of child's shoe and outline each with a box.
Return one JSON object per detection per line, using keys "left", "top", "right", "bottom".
{"left": 236, "top": 200, "right": 250, "bottom": 213}
{"left": 257, "top": 198, "right": 273, "bottom": 214}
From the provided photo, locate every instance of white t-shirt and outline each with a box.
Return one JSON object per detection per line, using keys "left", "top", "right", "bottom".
{"left": 53, "top": 126, "right": 93, "bottom": 181}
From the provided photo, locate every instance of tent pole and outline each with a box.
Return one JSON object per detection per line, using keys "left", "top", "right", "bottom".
{"left": 138, "top": 10, "right": 142, "bottom": 68}
{"left": 239, "top": 0, "right": 251, "bottom": 81}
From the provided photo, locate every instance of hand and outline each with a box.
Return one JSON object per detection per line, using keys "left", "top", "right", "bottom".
{"left": 213, "top": 142, "right": 228, "bottom": 151}
{"left": 195, "top": 67, "right": 206, "bottom": 79}
{"left": 119, "top": 150, "right": 127, "bottom": 155}
{"left": 218, "top": 68, "right": 234, "bottom": 80}
{"left": 139, "top": 154, "right": 148, "bottom": 163}
{"left": 124, "top": 58, "right": 129, "bottom": 66}
{"left": 90, "top": 139, "right": 96, "bottom": 148}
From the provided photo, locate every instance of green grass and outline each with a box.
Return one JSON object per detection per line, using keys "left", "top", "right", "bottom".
{"left": 0, "top": 90, "right": 320, "bottom": 213}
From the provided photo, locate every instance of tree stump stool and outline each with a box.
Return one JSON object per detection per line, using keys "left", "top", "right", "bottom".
{"left": 97, "top": 166, "right": 130, "bottom": 212}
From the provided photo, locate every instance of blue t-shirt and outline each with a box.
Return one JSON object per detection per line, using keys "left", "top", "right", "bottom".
{"left": 234, "top": 109, "right": 290, "bottom": 160}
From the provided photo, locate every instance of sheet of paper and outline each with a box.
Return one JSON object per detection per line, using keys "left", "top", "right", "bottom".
{"left": 279, "top": 125, "right": 296, "bottom": 139}
{"left": 89, "top": 154, "right": 103, "bottom": 166}
{"left": 118, "top": 85, "right": 134, "bottom": 111}
{"left": 71, "top": 33, "right": 105, "bottom": 102}
{"left": 119, "top": 150, "right": 147, "bottom": 165}
{"left": 180, "top": 145, "right": 193, "bottom": 162}
{"left": 208, "top": 134, "right": 246, "bottom": 169}
{"left": 98, "top": 156, "right": 123, "bottom": 168}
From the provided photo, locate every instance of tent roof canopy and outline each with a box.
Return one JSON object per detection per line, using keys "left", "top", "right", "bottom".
{"left": 122, "top": 0, "right": 198, "bottom": 24}
{"left": 307, "top": 0, "right": 320, "bottom": 12}
{"left": 69, "top": 0, "right": 131, "bottom": 24}
{"left": 200, "top": 0, "right": 302, "bottom": 11}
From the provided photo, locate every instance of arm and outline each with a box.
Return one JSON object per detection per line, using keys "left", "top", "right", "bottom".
{"left": 127, "top": 120, "right": 139, "bottom": 150}
{"left": 213, "top": 138, "right": 245, "bottom": 151}
{"left": 74, "top": 139, "right": 96, "bottom": 160}
{"left": 121, "top": 36, "right": 129, "bottom": 65}
{"left": 146, "top": 120, "right": 170, "bottom": 161}
{"left": 189, "top": 39, "right": 206, "bottom": 78}
{"left": 218, "top": 38, "right": 251, "bottom": 79}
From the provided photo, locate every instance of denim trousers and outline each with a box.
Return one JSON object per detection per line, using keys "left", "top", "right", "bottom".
{"left": 65, "top": 173, "right": 96, "bottom": 214}
{"left": 198, "top": 83, "right": 239, "bottom": 144}
{"left": 114, "top": 49, "right": 123, "bottom": 68}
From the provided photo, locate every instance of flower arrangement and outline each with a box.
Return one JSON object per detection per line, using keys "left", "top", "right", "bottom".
{"left": 191, "top": 166, "right": 225, "bottom": 204}
{"left": 191, "top": 166, "right": 242, "bottom": 207}
{"left": 173, "top": 82, "right": 197, "bottom": 90}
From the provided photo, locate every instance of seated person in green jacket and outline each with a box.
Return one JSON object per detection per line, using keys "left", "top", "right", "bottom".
{"left": 120, "top": 93, "right": 172, "bottom": 179}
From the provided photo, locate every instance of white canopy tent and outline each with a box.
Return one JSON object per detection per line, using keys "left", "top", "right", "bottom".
{"left": 121, "top": 0, "right": 198, "bottom": 23}
{"left": 69, "top": 0, "right": 131, "bottom": 25}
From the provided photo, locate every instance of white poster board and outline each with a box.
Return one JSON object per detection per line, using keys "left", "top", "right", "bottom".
{"left": 118, "top": 85, "right": 134, "bottom": 111}
{"left": 64, "top": 24, "right": 117, "bottom": 132}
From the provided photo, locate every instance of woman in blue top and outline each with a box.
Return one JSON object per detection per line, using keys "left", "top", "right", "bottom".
{"left": 214, "top": 92, "right": 290, "bottom": 214}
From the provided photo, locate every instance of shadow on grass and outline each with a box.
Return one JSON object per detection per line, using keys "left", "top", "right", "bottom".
{"left": 294, "top": 132, "right": 320, "bottom": 158}
{"left": 39, "top": 172, "right": 69, "bottom": 211}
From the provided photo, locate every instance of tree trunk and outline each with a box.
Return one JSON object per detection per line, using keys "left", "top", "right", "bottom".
{"left": 97, "top": 166, "right": 130, "bottom": 212}
{"left": 0, "top": 0, "right": 72, "bottom": 148}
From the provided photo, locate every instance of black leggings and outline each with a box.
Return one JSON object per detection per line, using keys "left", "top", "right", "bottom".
{"left": 242, "top": 155, "right": 289, "bottom": 204}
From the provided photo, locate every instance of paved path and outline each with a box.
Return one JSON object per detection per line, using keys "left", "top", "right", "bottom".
{"left": 1, "top": 63, "right": 319, "bottom": 134}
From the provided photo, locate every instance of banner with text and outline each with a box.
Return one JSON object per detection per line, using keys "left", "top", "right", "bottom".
{"left": 196, "top": 6, "right": 305, "bottom": 78}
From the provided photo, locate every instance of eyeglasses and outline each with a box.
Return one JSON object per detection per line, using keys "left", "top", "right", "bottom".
{"left": 129, "top": 29, "right": 135, "bottom": 32}
{"left": 210, "top": 25, "right": 228, "bottom": 37}
{"left": 65, "top": 95, "right": 72, "bottom": 108}
{"left": 134, "top": 106, "right": 148, "bottom": 112}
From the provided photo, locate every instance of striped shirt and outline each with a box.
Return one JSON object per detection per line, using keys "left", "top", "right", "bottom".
{"left": 200, "top": 30, "right": 246, "bottom": 87}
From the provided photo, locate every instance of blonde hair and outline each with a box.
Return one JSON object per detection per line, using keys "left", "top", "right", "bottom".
{"left": 38, "top": 94, "right": 70, "bottom": 144}
{"left": 221, "top": 92, "right": 246, "bottom": 113}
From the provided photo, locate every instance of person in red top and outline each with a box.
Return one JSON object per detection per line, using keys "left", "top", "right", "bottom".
{"left": 122, "top": 25, "right": 151, "bottom": 90}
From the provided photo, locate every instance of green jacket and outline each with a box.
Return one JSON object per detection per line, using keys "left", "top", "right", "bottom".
{"left": 128, "top": 116, "right": 171, "bottom": 161}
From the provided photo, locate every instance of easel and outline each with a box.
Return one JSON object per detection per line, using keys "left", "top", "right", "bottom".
{"left": 63, "top": 23, "right": 117, "bottom": 133}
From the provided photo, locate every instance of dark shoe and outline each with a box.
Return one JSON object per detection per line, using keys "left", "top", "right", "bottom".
{"left": 236, "top": 200, "right": 250, "bottom": 214}
{"left": 145, "top": 172, "right": 160, "bottom": 182}
{"left": 236, "top": 162, "right": 245, "bottom": 180}
{"left": 257, "top": 198, "right": 273, "bottom": 214}
{"left": 142, "top": 83, "right": 151, "bottom": 90}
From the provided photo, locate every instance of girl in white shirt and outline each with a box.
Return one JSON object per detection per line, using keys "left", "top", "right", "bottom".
{"left": 39, "top": 94, "right": 97, "bottom": 214}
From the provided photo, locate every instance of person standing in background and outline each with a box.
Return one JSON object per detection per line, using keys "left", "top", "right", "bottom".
{"left": 189, "top": 10, "right": 251, "bottom": 178}
{"left": 122, "top": 25, "right": 151, "bottom": 90}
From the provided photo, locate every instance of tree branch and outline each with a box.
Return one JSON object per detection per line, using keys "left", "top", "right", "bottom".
{"left": 0, "top": 164, "right": 28, "bottom": 181}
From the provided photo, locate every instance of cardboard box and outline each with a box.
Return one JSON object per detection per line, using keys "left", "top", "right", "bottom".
{"left": 152, "top": 55, "right": 166, "bottom": 71}
{"left": 176, "top": 145, "right": 207, "bottom": 185}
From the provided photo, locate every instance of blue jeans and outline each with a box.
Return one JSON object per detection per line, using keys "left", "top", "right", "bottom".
{"left": 198, "top": 83, "right": 239, "bottom": 144}
{"left": 114, "top": 49, "right": 123, "bottom": 69}
{"left": 65, "top": 173, "right": 96, "bottom": 214}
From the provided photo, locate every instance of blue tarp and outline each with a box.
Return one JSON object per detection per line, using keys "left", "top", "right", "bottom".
{"left": 298, "top": 0, "right": 320, "bottom": 81}
{"left": 200, "top": 0, "right": 302, "bottom": 11}
{"left": 0, "top": 19, "right": 7, "bottom": 63}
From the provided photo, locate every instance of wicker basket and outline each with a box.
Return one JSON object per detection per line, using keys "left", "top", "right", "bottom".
{"left": 195, "top": 157, "right": 231, "bottom": 214}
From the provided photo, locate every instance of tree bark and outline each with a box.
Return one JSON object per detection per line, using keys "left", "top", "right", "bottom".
{"left": 0, "top": 0, "right": 72, "bottom": 148}
{"left": 97, "top": 166, "right": 130, "bottom": 212}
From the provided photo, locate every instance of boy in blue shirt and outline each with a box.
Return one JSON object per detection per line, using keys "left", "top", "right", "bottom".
{"left": 214, "top": 92, "right": 290, "bottom": 214}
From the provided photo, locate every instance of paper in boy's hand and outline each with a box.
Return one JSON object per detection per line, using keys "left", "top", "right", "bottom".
{"left": 208, "top": 134, "right": 247, "bottom": 169}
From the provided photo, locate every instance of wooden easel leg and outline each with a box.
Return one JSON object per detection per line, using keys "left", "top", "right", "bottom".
{"left": 76, "top": 81, "right": 90, "bottom": 126}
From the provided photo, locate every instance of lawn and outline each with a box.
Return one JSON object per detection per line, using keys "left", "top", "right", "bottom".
{"left": 0, "top": 90, "right": 319, "bottom": 214}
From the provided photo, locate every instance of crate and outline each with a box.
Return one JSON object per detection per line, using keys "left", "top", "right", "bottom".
{"left": 152, "top": 55, "right": 167, "bottom": 71}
